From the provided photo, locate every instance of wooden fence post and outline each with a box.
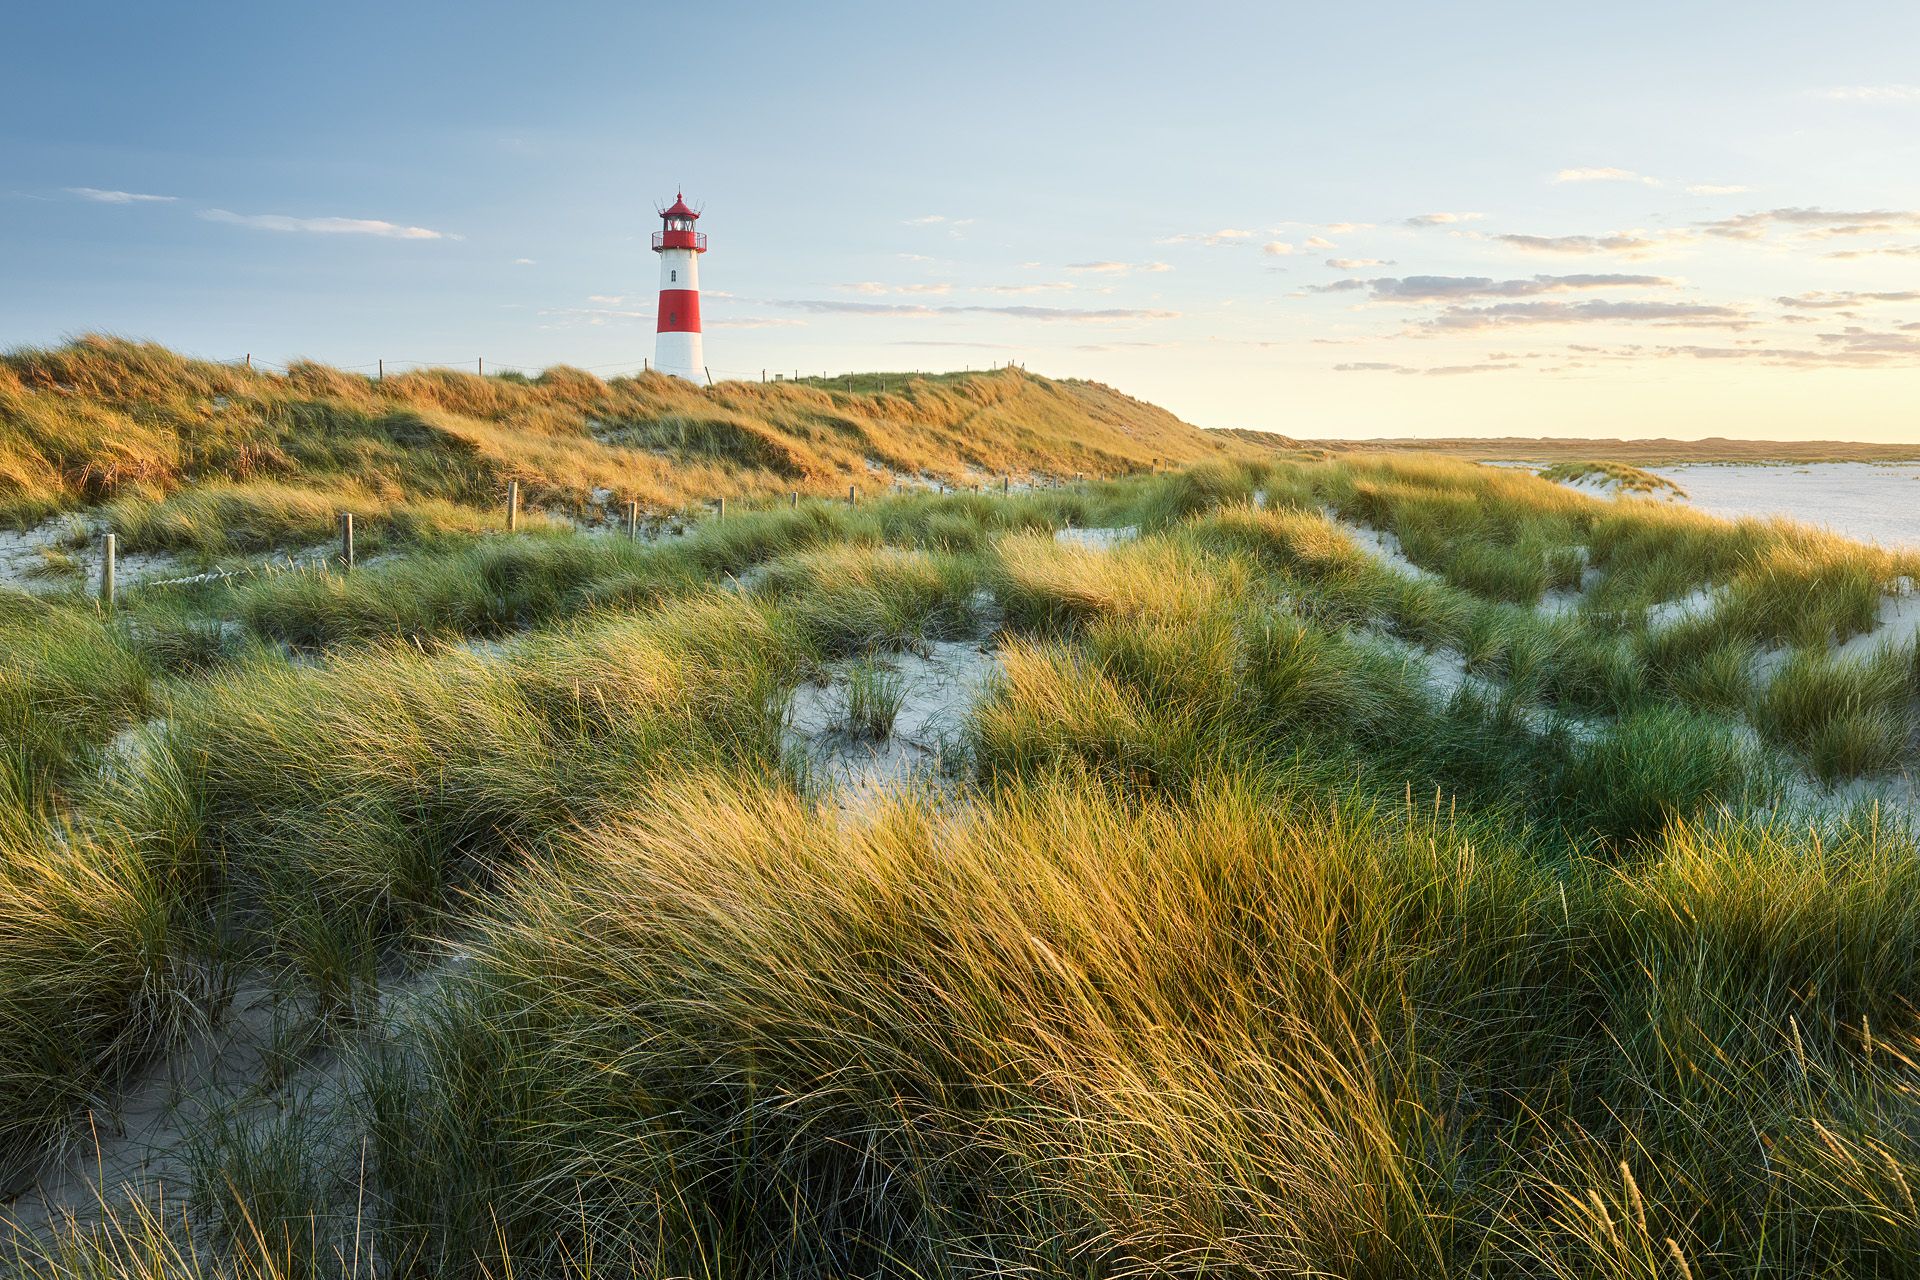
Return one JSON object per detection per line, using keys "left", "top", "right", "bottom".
{"left": 506, "top": 480, "right": 520, "bottom": 531}
{"left": 789, "top": 491, "right": 799, "bottom": 507}
{"left": 339, "top": 512, "right": 355, "bottom": 569}
{"left": 625, "top": 500, "right": 639, "bottom": 541}
{"left": 99, "top": 534, "right": 116, "bottom": 610}
{"left": 847, "top": 484, "right": 856, "bottom": 507}
{"left": 714, "top": 496, "right": 726, "bottom": 520}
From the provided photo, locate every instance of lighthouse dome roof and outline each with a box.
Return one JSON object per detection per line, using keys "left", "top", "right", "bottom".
{"left": 660, "top": 192, "right": 699, "bottom": 219}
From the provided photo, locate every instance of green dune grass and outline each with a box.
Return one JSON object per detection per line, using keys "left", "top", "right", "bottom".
{"left": 0, "top": 356, "right": 1918, "bottom": 1277}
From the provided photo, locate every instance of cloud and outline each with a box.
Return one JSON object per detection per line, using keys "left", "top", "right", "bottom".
{"left": 976, "top": 281, "right": 1075, "bottom": 294}
{"left": 1261, "top": 241, "right": 1295, "bottom": 256}
{"left": 513, "top": 258, "right": 536, "bottom": 265}
{"left": 1813, "top": 85, "right": 1920, "bottom": 102}
{"left": 1495, "top": 230, "right": 1693, "bottom": 258}
{"left": 1421, "top": 299, "right": 1746, "bottom": 331}
{"left": 1157, "top": 229, "right": 1254, "bottom": 246}
{"left": 538, "top": 306, "right": 652, "bottom": 324}
{"left": 1313, "top": 273, "right": 1677, "bottom": 302}
{"left": 773, "top": 300, "right": 1177, "bottom": 323}
{"left": 1775, "top": 290, "right": 1920, "bottom": 309}
{"left": 1554, "top": 167, "right": 1659, "bottom": 185}
{"left": 889, "top": 340, "right": 1021, "bottom": 350}
{"left": 200, "top": 208, "right": 451, "bottom": 239}
{"left": 66, "top": 187, "right": 176, "bottom": 204}
{"left": 1686, "top": 184, "right": 1751, "bottom": 196}
{"left": 897, "top": 252, "right": 935, "bottom": 262}
{"left": 1651, "top": 326, "right": 1920, "bottom": 366}
{"left": 1302, "top": 235, "right": 1336, "bottom": 250}
{"left": 1403, "top": 211, "right": 1485, "bottom": 227}
{"left": 1326, "top": 257, "right": 1392, "bottom": 269}
{"left": 903, "top": 215, "right": 975, "bottom": 238}
{"left": 708, "top": 317, "right": 808, "bottom": 329}
{"left": 1334, "top": 359, "right": 1520, "bottom": 376}
{"left": 1700, "top": 207, "right": 1920, "bottom": 240}
{"left": 1826, "top": 243, "right": 1920, "bottom": 260}
{"left": 834, "top": 281, "right": 953, "bottom": 296}
{"left": 1064, "top": 260, "right": 1172, "bottom": 275}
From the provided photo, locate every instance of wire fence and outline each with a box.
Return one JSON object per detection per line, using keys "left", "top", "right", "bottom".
{"left": 218, "top": 354, "right": 1030, "bottom": 389}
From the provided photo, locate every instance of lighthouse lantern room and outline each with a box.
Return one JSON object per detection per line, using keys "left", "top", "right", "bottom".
{"left": 652, "top": 192, "right": 707, "bottom": 382}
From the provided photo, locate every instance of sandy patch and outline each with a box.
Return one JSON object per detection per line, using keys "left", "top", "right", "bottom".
{"left": 1835, "top": 576, "right": 1920, "bottom": 662}
{"left": 1643, "top": 586, "right": 1724, "bottom": 633}
{"left": 0, "top": 518, "right": 193, "bottom": 595}
{"left": 1325, "top": 511, "right": 1437, "bottom": 582}
{"left": 784, "top": 640, "right": 999, "bottom": 807}
{"left": 1054, "top": 525, "right": 1138, "bottom": 551}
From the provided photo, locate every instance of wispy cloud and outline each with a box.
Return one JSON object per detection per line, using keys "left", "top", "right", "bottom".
{"left": 1302, "top": 235, "right": 1336, "bottom": 250}
{"left": 538, "top": 306, "right": 651, "bottom": 324}
{"left": 834, "top": 281, "right": 954, "bottom": 296}
{"left": 774, "top": 299, "right": 1177, "bottom": 323}
{"left": 1686, "top": 183, "right": 1751, "bottom": 196}
{"left": 1336, "top": 359, "right": 1521, "bottom": 376}
{"left": 66, "top": 187, "right": 176, "bottom": 204}
{"left": 1421, "top": 299, "right": 1745, "bottom": 331}
{"left": 1261, "top": 241, "right": 1295, "bottom": 256}
{"left": 1813, "top": 85, "right": 1920, "bottom": 102}
{"left": 200, "top": 209, "right": 452, "bottom": 239}
{"left": 889, "top": 340, "right": 1021, "bottom": 350}
{"left": 513, "top": 258, "right": 536, "bottom": 265}
{"left": 1157, "top": 229, "right": 1254, "bottom": 246}
{"left": 1775, "top": 290, "right": 1920, "bottom": 309}
{"left": 1312, "top": 273, "right": 1677, "bottom": 302}
{"left": 1653, "top": 327, "right": 1920, "bottom": 366}
{"left": 1495, "top": 229, "right": 1693, "bottom": 258}
{"left": 1064, "top": 260, "right": 1172, "bottom": 275}
{"left": 708, "top": 317, "right": 808, "bottom": 329}
{"left": 1403, "top": 211, "right": 1485, "bottom": 227}
{"left": 1826, "top": 243, "right": 1920, "bottom": 260}
{"left": 1326, "top": 257, "right": 1393, "bottom": 270}
{"left": 903, "top": 215, "right": 975, "bottom": 237}
{"left": 1553, "top": 167, "right": 1659, "bottom": 185}
{"left": 977, "top": 281, "right": 1075, "bottom": 294}
{"left": 1700, "top": 207, "right": 1920, "bottom": 240}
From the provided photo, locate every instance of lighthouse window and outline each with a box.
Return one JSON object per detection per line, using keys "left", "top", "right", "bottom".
{"left": 670, "top": 270, "right": 677, "bottom": 282}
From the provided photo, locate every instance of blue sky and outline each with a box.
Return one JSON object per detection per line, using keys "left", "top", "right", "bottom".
{"left": 5, "top": 0, "right": 1920, "bottom": 438}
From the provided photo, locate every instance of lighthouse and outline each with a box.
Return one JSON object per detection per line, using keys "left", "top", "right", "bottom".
{"left": 652, "top": 192, "right": 707, "bottom": 382}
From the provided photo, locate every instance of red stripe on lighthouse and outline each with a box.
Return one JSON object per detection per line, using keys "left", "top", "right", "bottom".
{"left": 657, "top": 289, "right": 701, "bottom": 334}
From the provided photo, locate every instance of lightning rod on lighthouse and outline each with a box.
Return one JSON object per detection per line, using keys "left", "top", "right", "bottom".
{"left": 652, "top": 192, "right": 707, "bottom": 382}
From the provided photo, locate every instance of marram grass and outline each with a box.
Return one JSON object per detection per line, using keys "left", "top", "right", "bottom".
{"left": 0, "top": 400, "right": 1915, "bottom": 1276}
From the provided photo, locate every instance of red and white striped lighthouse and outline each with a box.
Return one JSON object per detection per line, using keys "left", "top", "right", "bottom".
{"left": 652, "top": 192, "right": 707, "bottom": 382}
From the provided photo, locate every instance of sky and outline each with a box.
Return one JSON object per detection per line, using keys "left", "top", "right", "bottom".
{"left": 4, "top": 0, "right": 1920, "bottom": 440}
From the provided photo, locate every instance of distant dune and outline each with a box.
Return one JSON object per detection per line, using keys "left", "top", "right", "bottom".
{"left": 1292, "top": 434, "right": 1920, "bottom": 464}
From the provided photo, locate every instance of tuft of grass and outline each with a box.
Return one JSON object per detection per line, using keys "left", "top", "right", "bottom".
{"left": 1558, "top": 705, "right": 1761, "bottom": 848}
{"left": 1754, "top": 644, "right": 1914, "bottom": 780}
{"left": 0, "top": 789, "right": 182, "bottom": 1190}
{"left": 842, "top": 658, "right": 905, "bottom": 740}
{"left": 1540, "top": 460, "right": 1687, "bottom": 498}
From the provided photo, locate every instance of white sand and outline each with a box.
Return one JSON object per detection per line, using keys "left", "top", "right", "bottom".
{"left": 1054, "top": 525, "right": 1138, "bottom": 551}
{"left": 783, "top": 640, "right": 1000, "bottom": 807}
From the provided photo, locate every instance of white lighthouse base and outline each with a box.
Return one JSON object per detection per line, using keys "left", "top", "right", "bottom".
{"left": 655, "top": 330, "right": 705, "bottom": 383}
